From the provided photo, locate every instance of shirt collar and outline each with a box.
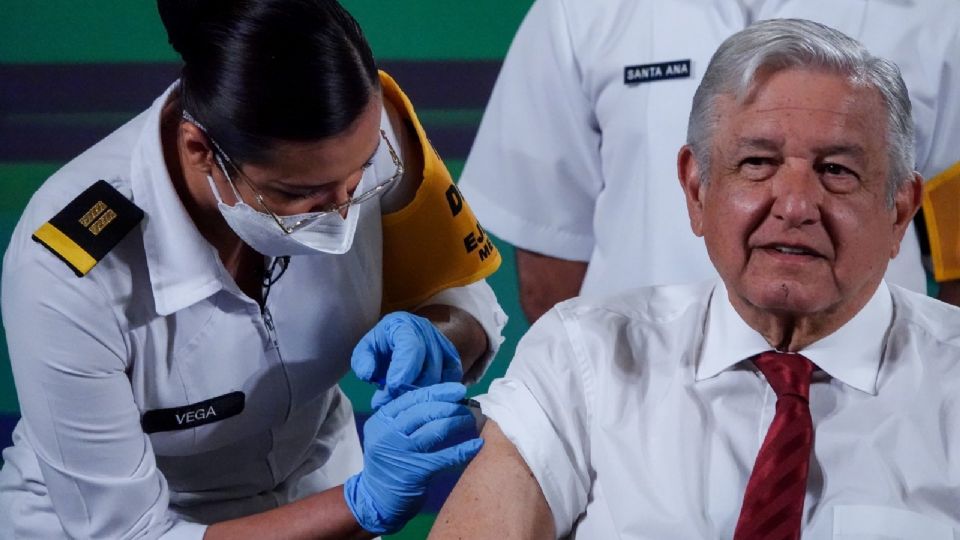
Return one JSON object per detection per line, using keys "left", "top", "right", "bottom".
{"left": 697, "top": 280, "right": 893, "bottom": 395}
{"left": 129, "top": 81, "right": 225, "bottom": 316}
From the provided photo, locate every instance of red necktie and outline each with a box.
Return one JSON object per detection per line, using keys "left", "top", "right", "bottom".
{"left": 733, "top": 351, "right": 815, "bottom": 540}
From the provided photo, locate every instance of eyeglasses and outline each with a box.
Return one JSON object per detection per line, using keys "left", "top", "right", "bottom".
{"left": 183, "top": 111, "right": 404, "bottom": 235}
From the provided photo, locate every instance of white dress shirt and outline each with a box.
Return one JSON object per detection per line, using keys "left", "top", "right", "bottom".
{"left": 479, "top": 281, "right": 960, "bottom": 539}
{"left": 0, "top": 83, "right": 505, "bottom": 539}
{"left": 459, "top": 0, "right": 960, "bottom": 298}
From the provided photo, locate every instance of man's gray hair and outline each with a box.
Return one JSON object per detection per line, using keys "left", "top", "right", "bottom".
{"left": 686, "top": 18, "right": 914, "bottom": 204}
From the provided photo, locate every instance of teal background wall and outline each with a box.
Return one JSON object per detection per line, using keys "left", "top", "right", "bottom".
{"left": 0, "top": 2, "right": 535, "bottom": 537}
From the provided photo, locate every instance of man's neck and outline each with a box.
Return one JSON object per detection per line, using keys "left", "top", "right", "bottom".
{"left": 726, "top": 281, "right": 881, "bottom": 352}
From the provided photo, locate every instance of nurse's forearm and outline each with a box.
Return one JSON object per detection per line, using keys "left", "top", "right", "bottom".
{"left": 203, "top": 485, "right": 374, "bottom": 540}
{"left": 415, "top": 303, "right": 488, "bottom": 377}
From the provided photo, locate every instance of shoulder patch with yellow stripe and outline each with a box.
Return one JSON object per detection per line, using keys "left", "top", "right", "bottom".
{"left": 32, "top": 180, "right": 144, "bottom": 277}
{"left": 922, "top": 161, "right": 960, "bottom": 282}
{"left": 378, "top": 70, "right": 501, "bottom": 313}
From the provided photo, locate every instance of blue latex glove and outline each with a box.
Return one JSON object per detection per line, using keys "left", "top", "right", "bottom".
{"left": 343, "top": 383, "right": 483, "bottom": 534}
{"left": 351, "top": 311, "right": 463, "bottom": 409}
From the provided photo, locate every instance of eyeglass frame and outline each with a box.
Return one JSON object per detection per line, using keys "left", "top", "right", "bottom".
{"left": 182, "top": 110, "right": 404, "bottom": 235}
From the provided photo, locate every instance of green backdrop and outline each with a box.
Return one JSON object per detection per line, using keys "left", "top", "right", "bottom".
{"left": 0, "top": 2, "right": 535, "bottom": 538}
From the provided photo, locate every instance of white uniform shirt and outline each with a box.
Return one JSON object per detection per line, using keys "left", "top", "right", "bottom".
{"left": 459, "top": 0, "right": 960, "bottom": 297}
{"left": 479, "top": 280, "right": 960, "bottom": 539}
{"left": 0, "top": 84, "right": 505, "bottom": 539}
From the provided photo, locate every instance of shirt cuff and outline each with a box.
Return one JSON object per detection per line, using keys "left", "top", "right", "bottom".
{"left": 458, "top": 183, "right": 594, "bottom": 261}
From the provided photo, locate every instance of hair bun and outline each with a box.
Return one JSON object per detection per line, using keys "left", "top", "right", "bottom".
{"left": 157, "top": 0, "right": 220, "bottom": 61}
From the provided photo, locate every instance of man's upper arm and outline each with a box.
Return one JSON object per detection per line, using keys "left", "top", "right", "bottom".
{"left": 434, "top": 307, "right": 595, "bottom": 536}
{"left": 430, "top": 420, "right": 555, "bottom": 540}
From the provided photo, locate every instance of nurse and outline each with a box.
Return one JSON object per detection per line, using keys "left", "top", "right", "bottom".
{"left": 0, "top": 1, "right": 505, "bottom": 538}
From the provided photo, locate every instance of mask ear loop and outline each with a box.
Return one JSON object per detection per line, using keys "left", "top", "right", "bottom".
{"left": 211, "top": 153, "right": 247, "bottom": 203}
{"left": 181, "top": 110, "right": 232, "bottom": 171}
{"left": 183, "top": 110, "right": 250, "bottom": 207}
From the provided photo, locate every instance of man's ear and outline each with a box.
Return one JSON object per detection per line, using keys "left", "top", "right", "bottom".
{"left": 678, "top": 145, "right": 706, "bottom": 237}
{"left": 889, "top": 171, "right": 923, "bottom": 259}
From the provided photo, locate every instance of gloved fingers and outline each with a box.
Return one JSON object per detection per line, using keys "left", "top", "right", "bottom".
{"left": 370, "top": 387, "right": 394, "bottom": 410}
{"left": 408, "top": 413, "right": 478, "bottom": 452}
{"left": 377, "top": 382, "right": 467, "bottom": 418}
{"left": 420, "top": 437, "right": 484, "bottom": 472}
{"left": 384, "top": 324, "right": 429, "bottom": 391}
{"left": 392, "top": 400, "right": 470, "bottom": 435}
{"left": 408, "top": 336, "right": 460, "bottom": 387}
{"left": 351, "top": 331, "right": 388, "bottom": 384}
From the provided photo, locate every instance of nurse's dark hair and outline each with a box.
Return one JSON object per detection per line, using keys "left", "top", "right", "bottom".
{"left": 157, "top": 0, "right": 379, "bottom": 165}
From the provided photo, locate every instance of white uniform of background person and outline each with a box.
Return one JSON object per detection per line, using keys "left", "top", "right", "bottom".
{"left": 478, "top": 281, "right": 960, "bottom": 538}
{"left": 459, "top": 0, "right": 960, "bottom": 299}
{"left": 0, "top": 83, "right": 504, "bottom": 539}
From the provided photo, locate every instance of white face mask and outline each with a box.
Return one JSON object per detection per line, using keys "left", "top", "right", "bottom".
{"left": 206, "top": 174, "right": 360, "bottom": 257}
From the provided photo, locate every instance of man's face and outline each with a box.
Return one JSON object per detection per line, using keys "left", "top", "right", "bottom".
{"left": 679, "top": 68, "right": 920, "bottom": 322}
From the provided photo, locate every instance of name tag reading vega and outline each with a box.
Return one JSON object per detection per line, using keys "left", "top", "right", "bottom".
{"left": 142, "top": 392, "right": 245, "bottom": 434}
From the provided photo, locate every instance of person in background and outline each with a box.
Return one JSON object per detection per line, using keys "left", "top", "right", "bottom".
{"left": 432, "top": 19, "right": 960, "bottom": 539}
{"left": 458, "top": 0, "right": 960, "bottom": 322}
{"left": 0, "top": 1, "right": 505, "bottom": 538}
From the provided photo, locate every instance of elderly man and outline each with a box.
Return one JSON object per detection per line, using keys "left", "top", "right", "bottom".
{"left": 430, "top": 19, "right": 960, "bottom": 540}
